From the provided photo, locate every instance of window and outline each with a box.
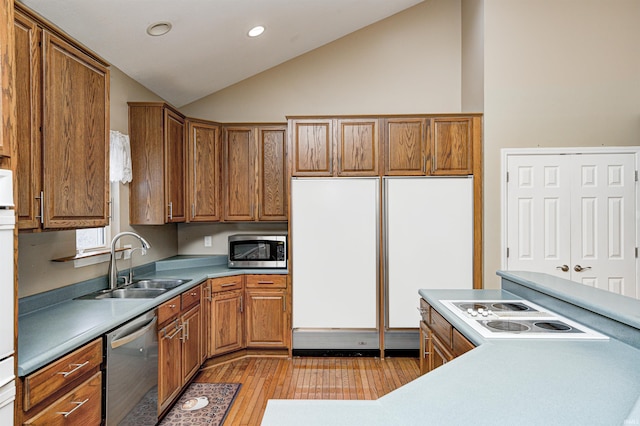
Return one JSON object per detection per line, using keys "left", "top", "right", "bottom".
{"left": 76, "top": 227, "right": 108, "bottom": 254}
{"left": 74, "top": 183, "right": 118, "bottom": 264}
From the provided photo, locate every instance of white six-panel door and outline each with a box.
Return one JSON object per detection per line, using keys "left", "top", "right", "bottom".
{"left": 505, "top": 151, "right": 638, "bottom": 298}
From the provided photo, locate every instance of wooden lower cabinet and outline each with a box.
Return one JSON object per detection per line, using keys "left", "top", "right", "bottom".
{"left": 157, "top": 285, "right": 203, "bottom": 414}
{"left": 419, "top": 298, "right": 475, "bottom": 374}
{"left": 245, "top": 275, "right": 289, "bottom": 348}
{"left": 18, "top": 338, "right": 104, "bottom": 425}
{"left": 210, "top": 289, "right": 244, "bottom": 356}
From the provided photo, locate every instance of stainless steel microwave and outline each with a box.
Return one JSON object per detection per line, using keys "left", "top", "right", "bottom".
{"left": 228, "top": 234, "right": 287, "bottom": 269}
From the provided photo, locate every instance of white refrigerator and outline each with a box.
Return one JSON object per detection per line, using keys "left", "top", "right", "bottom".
{"left": 0, "top": 169, "right": 15, "bottom": 422}
{"left": 291, "top": 176, "right": 473, "bottom": 351}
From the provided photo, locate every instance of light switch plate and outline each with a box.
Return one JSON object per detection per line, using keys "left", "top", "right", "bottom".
{"left": 204, "top": 236, "right": 212, "bottom": 247}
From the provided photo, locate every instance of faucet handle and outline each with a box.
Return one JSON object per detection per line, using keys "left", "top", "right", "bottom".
{"left": 117, "top": 275, "right": 130, "bottom": 287}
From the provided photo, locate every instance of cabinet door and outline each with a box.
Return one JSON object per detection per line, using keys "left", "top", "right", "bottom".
{"left": 14, "top": 11, "right": 41, "bottom": 229}
{"left": 182, "top": 305, "right": 201, "bottom": 384}
{"left": 384, "top": 118, "right": 428, "bottom": 176}
{"left": 200, "top": 282, "right": 211, "bottom": 364}
{"left": 419, "top": 321, "right": 430, "bottom": 375}
{"left": 42, "top": 31, "right": 109, "bottom": 229}
{"left": 245, "top": 289, "right": 289, "bottom": 348}
{"left": 429, "top": 333, "right": 452, "bottom": 371}
{"left": 336, "top": 119, "right": 379, "bottom": 176}
{"left": 165, "top": 108, "right": 186, "bottom": 222}
{"left": 210, "top": 290, "right": 244, "bottom": 356}
{"left": 0, "top": 0, "right": 13, "bottom": 159}
{"left": 224, "top": 127, "right": 255, "bottom": 220}
{"left": 158, "top": 321, "right": 183, "bottom": 412}
{"left": 187, "top": 120, "right": 221, "bottom": 222}
{"left": 429, "top": 117, "right": 472, "bottom": 175}
{"left": 258, "top": 127, "right": 287, "bottom": 220}
{"left": 290, "top": 119, "right": 333, "bottom": 176}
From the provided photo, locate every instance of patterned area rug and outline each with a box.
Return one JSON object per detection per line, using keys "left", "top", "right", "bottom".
{"left": 160, "top": 383, "right": 241, "bottom": 426}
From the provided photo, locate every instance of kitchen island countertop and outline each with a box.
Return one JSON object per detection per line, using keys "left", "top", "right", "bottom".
{"left": 262, "top": 272, "right": 640, "bottom": 426}
{"left": 18, "top": 255, "right": 287, "bottom": 376}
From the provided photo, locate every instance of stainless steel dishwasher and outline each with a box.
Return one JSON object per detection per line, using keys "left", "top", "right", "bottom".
{"left": 106, "top": 310, "right": 158, "bottom": 425}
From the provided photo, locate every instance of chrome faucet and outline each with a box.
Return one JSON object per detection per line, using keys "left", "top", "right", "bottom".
{"left": 108, "top": 232, "right": 152, "bottom": 290}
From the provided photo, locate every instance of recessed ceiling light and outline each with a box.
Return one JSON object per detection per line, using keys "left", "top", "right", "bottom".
{"left": 248, "top": 25, "right": 265, "bottom": 38}
{"left": 146, "top": 22, "right": 172, "bottom": 37}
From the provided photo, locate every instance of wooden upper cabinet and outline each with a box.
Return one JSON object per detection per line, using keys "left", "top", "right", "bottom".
{"left": 384, "top": 117, "right": 428, "bottom": 176}
{"left": 129, "top": 102, "right": 185, "bottom": 224}
{"left": 258, "top": 127, "right": 287, "bottom": 220}
{"left": 41, "top": 31, "right": 110, "bottom": 229}
{"left": 223, "top": 124, "right": 287, "bottom": 222}
{"left": 164, "top": 108, "right": 186, "bottom": 222}
{"left": 429, "top": 117, "right": 473, "bottom": 175}
{"left": 14, "top": 10, "right": 41, "bottom": 230}
{"left": 186, "top": 119, "right": 221, "bottom": 222}
{"left": 336, "top": 119, "right": 379, "bottom": 176}
{"left": 0, "top": 0, "right": 14, "bottom": 160}
{"left": 224, "top": 127, "right": 255, "bottom": 221}
{"left": 290, "top": 119, "right": 333, "bottom": 176}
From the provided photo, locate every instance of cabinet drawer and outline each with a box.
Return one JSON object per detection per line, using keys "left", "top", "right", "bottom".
{"left": 181, "top": 285, "right": 201, "bottom": 310}
{"left": 24, "top": 371, "right": 102, "bottom": 425}
{"left": 452, "top": 328, "right": 475, "bottom": 357}
{"left": 23, "top": 338, "right": 102, "bottom": 411}
{"left": 210, "top": 276, "right": 244, "bottom": 292}
{"left": 429, "top": 307, "right": 452, "bottom": 348}
{"left": 158, "top": 295, "right": 181, "bottom": 325}
{"left": 245, "top": 274, "right": 287, "bottom": 289}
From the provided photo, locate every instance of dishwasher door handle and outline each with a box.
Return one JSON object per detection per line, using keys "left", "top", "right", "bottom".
{"left": 110, "top": 317, "right": 157, "bottom": 349}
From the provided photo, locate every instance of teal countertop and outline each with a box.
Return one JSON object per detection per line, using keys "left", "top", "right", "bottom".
{"left": 17, "top": 255, "right": 287, "bottom": 376}
{"left": 261, "top": 272, "right": 640, "bottom": 426}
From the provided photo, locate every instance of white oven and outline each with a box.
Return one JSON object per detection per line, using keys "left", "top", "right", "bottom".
{"left": 0, "top": 169, "right": 15, "bottom": 423}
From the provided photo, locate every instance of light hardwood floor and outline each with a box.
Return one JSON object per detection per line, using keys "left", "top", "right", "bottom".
{"left": 194, "top": 356, "right": 420, "bottom": 425}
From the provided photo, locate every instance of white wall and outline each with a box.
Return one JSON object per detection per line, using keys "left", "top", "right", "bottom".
{"left": 18, "top": 66, "right": 177, "bottom": 298}
{"left": 483, "top": 0, "right": 640, "bottom": 287}
{"left": 180, "top": 0, "right": 463, "bottom": 122}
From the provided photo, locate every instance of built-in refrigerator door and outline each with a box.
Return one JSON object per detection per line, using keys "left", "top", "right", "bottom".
{"left": 385, "top": 177, "right": 474, "bottom": 332}
{"left": 291, "top": 178, "right": 379, "bottom": 350}
{"left": 0, "top": 357, "right": 15, "bottom": 424}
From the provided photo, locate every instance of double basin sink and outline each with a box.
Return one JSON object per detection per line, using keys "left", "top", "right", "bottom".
{"left": 78, "top": 278, "right": 190, "bottom": 300}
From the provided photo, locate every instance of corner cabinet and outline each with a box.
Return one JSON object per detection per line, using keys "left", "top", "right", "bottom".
{"left": 223, "top": 125, "right": 287, "bottom": 221}
{"left": 419, "top": 299, "right": 475, "bottom": 374}
{"left": 129, "top": 102, "right": 186, "bottom": 224}
{"left": 15, "top": 4, "right": 110, "bottom": 230}
{"left": 207, "top": 276, "right": 245, "bottom": 357}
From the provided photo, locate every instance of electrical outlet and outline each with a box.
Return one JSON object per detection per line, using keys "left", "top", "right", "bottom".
{"left": 204, "top": 236, "right": 212, "bottom": 247}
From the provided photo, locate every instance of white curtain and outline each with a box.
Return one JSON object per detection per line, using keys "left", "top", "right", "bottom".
{"left": 109, "top": 130, "right": 132, "bottom": 183}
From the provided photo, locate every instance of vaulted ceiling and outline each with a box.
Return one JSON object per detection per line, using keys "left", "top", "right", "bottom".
{"left": 20, "top": 0, "right": 423, "bottom": 107}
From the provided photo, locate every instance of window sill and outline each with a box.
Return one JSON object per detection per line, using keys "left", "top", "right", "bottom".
{"left": 52, "top": 248, "right": 125, "bottom": 268}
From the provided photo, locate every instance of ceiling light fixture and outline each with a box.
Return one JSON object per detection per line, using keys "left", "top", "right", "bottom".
{"left": 146, "top": 21, "right": 172, "bottom": 37}
{"left": 248, "top": 25, "right": 265, "bottom": 38}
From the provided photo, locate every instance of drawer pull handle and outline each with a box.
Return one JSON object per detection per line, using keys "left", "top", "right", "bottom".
{"left": 190, "top": 292, "right": 197, "bottom": 296}
{"left": 57, "top": 361, "right": 89, "bottom": 378}
{"left": 258, "top": 281, "right": 274, "bottom": 285}
{"left": 169, "top": 304, "right": 176, "bottom": 309}
{"left": 57, "top": 398, "right": 89, "bottom": 418}
{"left": 221, "top": 283, "right": 237, "bottom": 288}
{"left": 165, "top": 324, "right": 183, "bottom": 339}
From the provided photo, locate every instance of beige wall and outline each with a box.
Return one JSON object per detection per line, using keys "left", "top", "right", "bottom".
{"left": 482, "top": 0, "right": 640, "bottom": 288}
{"left": 18, "top": 66, "right": 178, "bottom": 298}
{"left": 461, "top": 0, "right": 484, "bottom": 112}
{"left": 180, "top": 0, "right": 463, "bottom": 122}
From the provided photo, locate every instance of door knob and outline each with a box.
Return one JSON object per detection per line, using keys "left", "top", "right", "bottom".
{"left": 556, "top": 265, "right": 569, "bottom": 272}
{"left": 574, "top": 265, "right": 592, "bottom": 272}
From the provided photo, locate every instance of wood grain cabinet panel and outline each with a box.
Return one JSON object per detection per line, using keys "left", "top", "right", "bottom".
{"left": 129, "top": 102, "right": 186, "bottom": 224}
{"left": 258, "top": 127, "right": 287, "bottom": 220}
{"left": 383, "top": 117, "right": 428, "bottom": 176}
{"left": 186, "top": 119, "right": 221, "bottom": 222}
{"left": 290, "top": 119, "right": 333, "bottom": 176}
{"left": 224, "top": 127, "right": 255, "bottom": 221}
{"left": 158, "top": 320, "right": 182, "bottom": 412}
{"left": 430, "top": 117, "right": 473, "bottom": 175}
{"left": 14, "top": 10, "right": 41, "bottom": 229}
{"left": 245, "top": 289, "right": 289, "bottom": 348}
{"left": 42, "top": 31, "right": 110, "bottom": 229}
{"left": 336, "top": 119, "right": 379, "bottom": 176}
{"left": 181, "top": 304, "right": 201, "bottom": 384}
{"left": 210, "top": 289, "right": 245, "bottom": 356}
{"left": 0, "top": 0, "right": 13, "bottom": 159}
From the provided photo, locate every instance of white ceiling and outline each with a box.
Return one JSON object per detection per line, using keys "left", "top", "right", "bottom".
{"left": 20, "top": 0, "right": 423, "bottom": 107}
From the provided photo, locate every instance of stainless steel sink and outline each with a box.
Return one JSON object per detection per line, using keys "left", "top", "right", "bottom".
{"left": 130, "top": 278, "right": 189, "bottom": 290}
{"left": 95, "top": 288, "right": 167, "bottom": 299}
